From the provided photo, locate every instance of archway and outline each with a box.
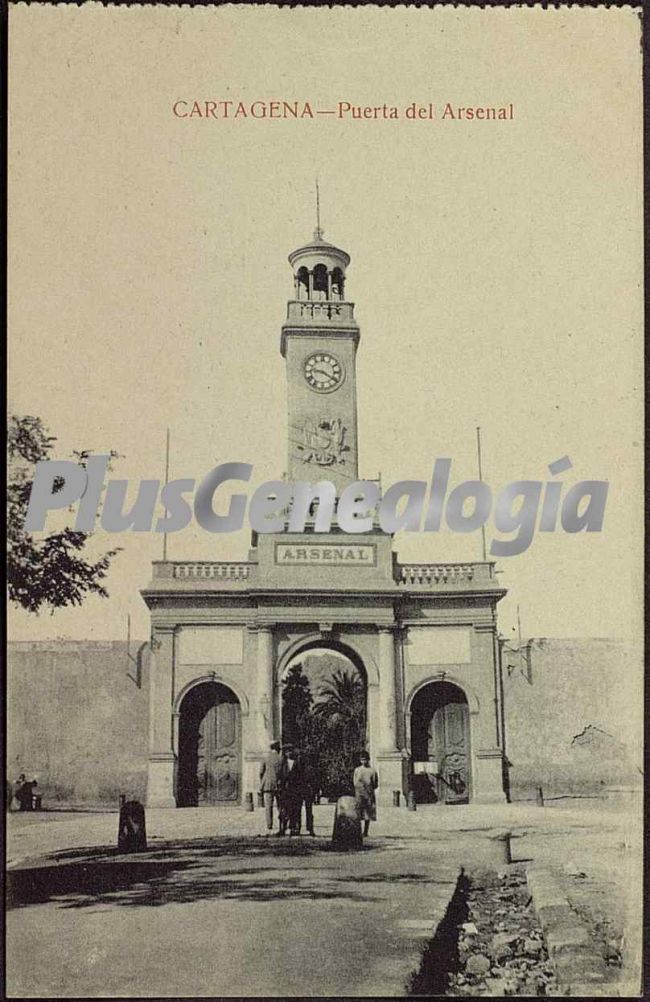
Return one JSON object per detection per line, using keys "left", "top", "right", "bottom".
{"left": 177, "top": 682, "right": 241, "bottom": 807}
{"left": 410, "top": 681, "right": 471, "bottom": 805}
{"left": 280, "top": 643, "right": 367, "bottom": 799}
{"left": 296, "top": 266, "right": 309, "bottom": 300}
{"left": 312, "top": 263, "right": 329, "bottom": 300}
{"left": 331, "top": 267, "right": 345, "bottom": 300}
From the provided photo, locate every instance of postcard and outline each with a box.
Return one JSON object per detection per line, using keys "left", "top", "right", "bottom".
{"left": 7, "top": 4, "right": 643, "bottom": 998}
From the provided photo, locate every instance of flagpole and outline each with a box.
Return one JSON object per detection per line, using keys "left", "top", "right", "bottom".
{"left": 476, "top": 426, "right": 487, "bottom": 561}
{"left": 162, "top": 428, "right": 170, "bottom": 561}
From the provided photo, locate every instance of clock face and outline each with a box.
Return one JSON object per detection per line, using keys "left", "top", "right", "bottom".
{"left": 304, "top": 352, "right": 344, "bottom": 392}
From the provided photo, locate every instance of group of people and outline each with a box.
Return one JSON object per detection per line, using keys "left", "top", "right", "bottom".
{"left": 8, "top": 774, "right": 39, "bottom": 811}
{"left": 259, "top": 741, "right": 379, "bottom": 839}
{"left": 259, "top": 741, "right": 318, "bottom": 836}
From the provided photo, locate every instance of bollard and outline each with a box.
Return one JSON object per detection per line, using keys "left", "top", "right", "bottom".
{"left": 331, "top": 796, "right": 363, "bottom": 850}
{"left": 245, "top": 792, "right": 254, "bottom": 812}
{"left": 407, "top": 790, "right": 417, "bottom": 811}
{"left": 257, "top": 792, "right": 264, "bottom": 808}
{"left": 117, "top": 799, "right": 147, "bottom": 853}
{"left": 536, "top": 786, "right": 544, "bottom": 807}
{"left": 392, "top": 790, "right": 401, "bottom": 808}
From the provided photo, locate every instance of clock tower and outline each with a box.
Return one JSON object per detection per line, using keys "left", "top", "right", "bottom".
{"left": 141, "top": 217, "right": 509, "bottom": 815}
{"left": 281, "top": 226, "right": 360, "bottom": 495}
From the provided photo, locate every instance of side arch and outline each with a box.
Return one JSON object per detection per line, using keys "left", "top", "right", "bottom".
{"left": 174, "top": 673, "right": 250, "bottom": 717}
{"left": 405, "top": 674, "right": 480, "bottom": 715}
{"left": 175, "top": 678, "right": 243, "bottom": 807}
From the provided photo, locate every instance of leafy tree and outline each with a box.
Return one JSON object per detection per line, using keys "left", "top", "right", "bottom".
{"left": 7, "top": 414, "right": 120, "bottom": 613}
{"left": 281, "top": 662, "right": 313, "bottom": 748}
{"left": 280, "top": 662, "right": 367, "bottom": 798}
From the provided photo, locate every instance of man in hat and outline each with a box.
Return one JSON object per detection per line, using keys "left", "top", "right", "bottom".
{"left": 278, "top": 743, "right": 301, "bottom": 836}
{"left": 300, "top": 751, "right": 319, "bottom": 837}
{"left": 259, "top": 740, "right": 284, "bottom": 836}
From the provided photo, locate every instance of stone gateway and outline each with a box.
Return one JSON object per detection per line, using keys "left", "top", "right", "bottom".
{"left": 141, "top": 227, "right": 509, "bottom": 808}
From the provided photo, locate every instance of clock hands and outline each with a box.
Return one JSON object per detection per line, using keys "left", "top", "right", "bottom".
{"left": 305, "top": 353, "right": 342, "bottom": 389}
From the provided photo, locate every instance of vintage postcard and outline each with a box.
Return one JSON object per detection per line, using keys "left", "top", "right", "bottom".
{"left": 6, "top": 4, "right": 644, "bottom": 998}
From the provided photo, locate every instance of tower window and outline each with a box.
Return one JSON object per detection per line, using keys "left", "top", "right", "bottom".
{"left": 313, "top": 263, "right": 329, "bottom": 301}
{"left": 332, "top": 267, "right": 345, "bottom": 300}
{"left": 296, "top": 267, "right": 309, "bottom": 300}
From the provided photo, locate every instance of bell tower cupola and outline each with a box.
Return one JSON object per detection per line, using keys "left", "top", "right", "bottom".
{"left": 281, "top": 218, "right": 361, "bottom": 495}
{"left": 289, "top": 227, "right": 350, "bottom": 303}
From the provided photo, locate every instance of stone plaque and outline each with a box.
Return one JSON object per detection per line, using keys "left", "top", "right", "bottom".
{"left": 275, "top": 542, "right": 376, "bottom": 566}
{"left": 178, "top": 627, "right": 244, "bottom": 665}
{"left": 406, "top": 627, "right": 471, "bottom": 665}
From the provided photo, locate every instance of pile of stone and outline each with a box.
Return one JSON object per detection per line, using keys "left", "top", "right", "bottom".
{"left": 448, "top": 868, "right": 558, "bottom": 997}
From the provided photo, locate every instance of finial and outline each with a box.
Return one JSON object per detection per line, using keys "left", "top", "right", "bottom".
{"left": 314, "top": 177, "right": 324, "bottom": 240}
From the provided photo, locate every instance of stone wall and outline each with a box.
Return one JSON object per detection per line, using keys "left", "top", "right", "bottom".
{"left": 7, "top": 641, "right": 150, "bottom": 806}
{"left": 502, "top": 638, "right": 643, "bottom": 800}
{"left": 6, "top": 636, "right": 643, "bottom": 806}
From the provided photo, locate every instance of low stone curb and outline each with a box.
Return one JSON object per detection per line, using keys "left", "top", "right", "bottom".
{"left": 364, "top": 865, "right": 462, "bottom": 997}
{"left": 526, "top": 867, "right": 619, "bottom": 997}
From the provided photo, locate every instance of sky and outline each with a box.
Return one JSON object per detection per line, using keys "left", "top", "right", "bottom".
{"left": 8, "top": 5, "right": 643, "bottom": 643}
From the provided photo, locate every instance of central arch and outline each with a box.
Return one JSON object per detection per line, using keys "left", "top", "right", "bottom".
{"left": 176, "top": 681, "right": 242, "bottom": 807}
{"left": 279, "top": 640, "right": 368, "bottom": 799}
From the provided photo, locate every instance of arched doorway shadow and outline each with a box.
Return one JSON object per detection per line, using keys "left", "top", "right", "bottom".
{"left": 177, "top": 682, "right": 241, "bottom": 807}
{"left": 410, "top": 681, "right": 471, "bottom": 805}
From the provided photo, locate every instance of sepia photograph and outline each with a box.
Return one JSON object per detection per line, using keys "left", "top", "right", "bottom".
{"left": 6, "top": 4, "right": 644, "bottom": 998}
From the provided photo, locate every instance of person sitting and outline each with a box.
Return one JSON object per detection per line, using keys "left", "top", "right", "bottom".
{"left": 10, "top": 774, "right": 25, "bottom": 812}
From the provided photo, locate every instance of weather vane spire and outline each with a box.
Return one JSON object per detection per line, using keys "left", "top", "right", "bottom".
{"left": 315, "top": 177, "right": 324, "bottom": 240}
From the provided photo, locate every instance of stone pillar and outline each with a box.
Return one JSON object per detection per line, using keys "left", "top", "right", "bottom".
{"left": 378, "top": 628, "right": 398, "bottom": 752}
{"left": 470, "top": 625, "right": 507, "bottom": 803}
{"left": 308, "top": 269, "right": 314, "bottom": 300}
{"left": 256, "top": 626, "right": 275, "bottom": 749}
{"left": 376, "top": 627, "right": 403, "bottom": 805}
{"left": 146, "top": 626, "right": 177, "bottom": 808}
{"left": 327, "top": 270, "right": 333, "bottom": 300}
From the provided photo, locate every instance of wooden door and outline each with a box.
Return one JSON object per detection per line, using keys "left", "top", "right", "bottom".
{"left": 196, "top": 696, "right": 241, "bottom": 804}
{"left": 428, "top": 700, "right": 470, "bottom": 804}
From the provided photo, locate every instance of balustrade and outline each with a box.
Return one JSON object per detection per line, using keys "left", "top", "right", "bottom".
{"left": 172, "top": 562, "right": 252, "bottom": 580}
{"left": 286, "top": 300, "right": 354, "bottom": 322}
{"left": 396, "top": 563, "right": 493, "bottom": 585}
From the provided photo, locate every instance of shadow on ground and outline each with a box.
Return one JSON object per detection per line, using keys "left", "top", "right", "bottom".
{"left": 7, "top": 836, "right": 408, "bottom": 912}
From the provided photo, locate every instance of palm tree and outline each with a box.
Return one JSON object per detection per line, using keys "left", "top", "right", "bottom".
{"left": 314, "top": 669, "right": 366, "bottom": 736}
{"left": 313, "top": 669, "right": 366, "bottom": 796}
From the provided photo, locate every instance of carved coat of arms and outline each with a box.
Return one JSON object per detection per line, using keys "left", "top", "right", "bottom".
{"left": 296, "top": 417, "right": 349, "bottom": 466}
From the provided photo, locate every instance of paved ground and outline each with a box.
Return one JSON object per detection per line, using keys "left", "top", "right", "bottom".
{"left": 6, "top": 794, "right": 642, "bottom": 998}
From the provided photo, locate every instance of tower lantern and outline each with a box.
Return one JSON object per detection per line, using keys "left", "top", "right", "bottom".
{"left": 288, "top": 229, "right": 350, "bottom": 302}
